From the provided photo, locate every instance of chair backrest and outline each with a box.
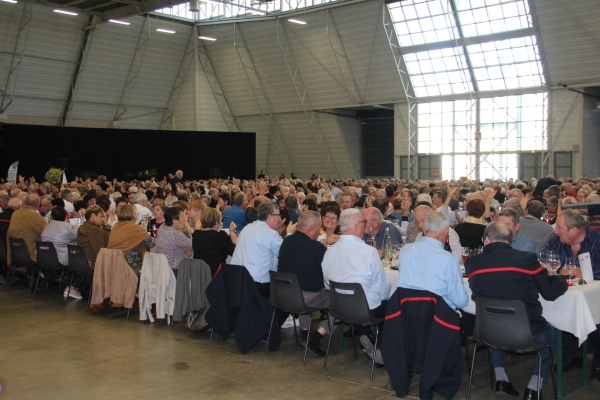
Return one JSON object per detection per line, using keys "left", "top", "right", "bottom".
{"left": 9, "top": 238, "right": 35, "bottom": 266}
{"left": 36, "top": 242, "right": 64, "bottom": 271}
{"left": 475, "top": 297, "right": 534, "bottom": 351}
{"left": 269, "top": 271, "right": 307, "bottom": 313}
{"left": 329, "top": 280, "right": 373, "bottom": 326}
{"left": 0, "top": 237, "right": 7, "bottom": 263}
{"left": 67, "top": 245, "right": 93, "bottom": 277}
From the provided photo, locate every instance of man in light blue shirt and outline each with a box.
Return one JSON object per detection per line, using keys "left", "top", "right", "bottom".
{"left": 398, "top": 211, "right": 469, "bottom": 311}
{"left": 322, "top": 208, "right": 390, "bottom": 365}
{"left": 499, "top": 209, "right": 537, "bottom": 253}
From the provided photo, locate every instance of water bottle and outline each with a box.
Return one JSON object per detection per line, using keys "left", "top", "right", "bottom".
{"left": 382, "top": 227, "right": 392, "bottom": 266}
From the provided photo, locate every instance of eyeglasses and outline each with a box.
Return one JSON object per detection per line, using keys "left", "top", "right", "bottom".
{"left": 271, "top": 213, "right": 280, "bottom": 217}
{"left": 324, "top": 215, "right": 338, "bottom": 221}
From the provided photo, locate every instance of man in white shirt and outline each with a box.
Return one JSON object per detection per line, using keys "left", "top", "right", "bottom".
{"left": 61, "top": 189, "right": 75, "bottom": 214}
{"left": 132, "top": 193, "right": 152, "bottom": 224}
{"left": 322, "top": 208, "right": 390, "bottom": 365}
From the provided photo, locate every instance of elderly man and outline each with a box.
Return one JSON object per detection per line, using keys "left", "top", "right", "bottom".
{"left": 399, "top": 211, "right": 468, "bottom": 311}
{"left": 0, "top": 197, "right": 21, "bottom": 243}
{"left": 208, "top": 188, "right": 219, "bottom": 208}
{"left": 514, "top": 200, "right": 555, "bottom": 254}
{"left": 61, "top": 189, "right": 75, "bottom": 214}
{"left": 132, "top": 193, "right": 152, "bottom": 224}
{"left": 222, "top": 192, "right": 247, "bottom": 231}
{"left": 543, "top": 209, "right": 600, "bottom": 379}
{"left": 39, "top": 196, "right": 53, "bottom": 221}
{"left": 0, "top": 193, "right": 10, "bottom": 212}
{"left": 362, "top": 207, "right": 403, "bottom": 250}
{"left": 245, "top": 195, "right": 269, "bottom": 225}
{"left": 170, "top": 170, "right": 183, "bottom": 188}
{"left": 7, "top": 194, "right": 47, "bottom": 264}
{"left": 466, "top": 221, "right": 567, "bottom": 399}
{"left": 285, "top": 195, "right": 300, "bottom": 224}
{"left": 412, "top": 205, "right": 462, "bottom": 263}
{"left": 231, "top": 203, "right": 297, "bottom": 328}
{"left": 498, "top": 209, "right": 536, "bottom": 253}
{"left": 278, "top": 211, "right": 334, "bottom": 357}
{"left": 322, "top": 208, "right": 390, "bottom": 365}
{"left": 77, "top": 205, "right": 110, "bottom": 268}
{"left": 41, "top": 206, "right": 81, "bottom": 298}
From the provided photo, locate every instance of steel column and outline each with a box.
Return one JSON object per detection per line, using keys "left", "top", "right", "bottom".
{"left": 277, "top": 19, "right": 343, "bottom": 180}
{"left": 160, "top": 28, "right": 196, "bottom": 130}
{"left": 114, "top": 16, "right": 150, "bottom": 121}
{"left": 0, "top": 2, "right": 33, "bottom": 114}
{"left": 233, "top": 22, "right": 295, "bottom": 175}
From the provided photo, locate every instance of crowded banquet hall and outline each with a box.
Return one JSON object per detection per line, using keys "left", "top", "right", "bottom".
{"left": 1, "top": 0, "right": 600, "bottom": 399}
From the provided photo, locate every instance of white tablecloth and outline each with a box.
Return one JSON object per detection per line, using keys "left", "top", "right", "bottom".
{"left": 384, "top": 267, "right": 600, "bottom": 345}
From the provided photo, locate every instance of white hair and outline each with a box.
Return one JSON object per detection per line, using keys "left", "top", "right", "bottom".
{"left": 423, "top": 211, "right": 449, "bottom": 234}
{"left": 339, "top": 208, "right": 361, "bottom": 232}
{"left": 132, "top": 193, "right": 148, "bottom": 204}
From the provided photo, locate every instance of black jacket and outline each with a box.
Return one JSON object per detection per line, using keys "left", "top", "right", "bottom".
{"left": 465, "top": 241, "right": 567, "bottom": 335}
{"left": 0, "top": 208, "right": 15, "bottom": 242}
{"left": 205, "top": 264, "right": 279, "bottom": 353}
{"left": 382, "top": 288, "right": 463, "bottom": 400}
{"left": 277, "top": 231, "right": 326, "bottom": 292}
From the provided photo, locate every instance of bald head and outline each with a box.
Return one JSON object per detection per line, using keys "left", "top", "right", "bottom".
{"left": 253, "top": 195, "right": 269, "bottom": 210}
{"left": 24, "top": 193, "right": 40, "bottom": 209}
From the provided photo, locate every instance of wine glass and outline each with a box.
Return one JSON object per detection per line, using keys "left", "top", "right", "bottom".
{"left": 546, "top": 251, "right": 559, "bottom": 276}
{"left": 564, "top": 256, "right": 576, "bottom": 282}
{"left": 392, "top": 243, "right": 402, "bottom": 267}
{"left": 462, "top": 247, "right": 471, "bottom": 264}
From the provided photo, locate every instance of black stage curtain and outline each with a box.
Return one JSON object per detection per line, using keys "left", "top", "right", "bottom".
{"left": 0, "top": 124, "right": 256, "bottom": 181}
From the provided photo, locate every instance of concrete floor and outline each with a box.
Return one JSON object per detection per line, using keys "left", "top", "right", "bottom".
{"left": 0, "top": 283, "right": 598, "bottom": 400}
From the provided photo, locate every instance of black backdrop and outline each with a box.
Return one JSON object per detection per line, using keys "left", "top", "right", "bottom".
{"left": 0, "top": 124, "right": 256, "bottom": 181}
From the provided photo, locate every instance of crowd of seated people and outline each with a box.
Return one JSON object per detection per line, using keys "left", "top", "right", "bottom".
{"left": 1, "top": 171, "right": 600, "bottom": 390}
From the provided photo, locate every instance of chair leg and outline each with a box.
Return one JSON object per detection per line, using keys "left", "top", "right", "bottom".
{"left": 264, "top": 308, "right": 276, "bottom": 356}
{"left": 369, "top": 329, "right": 379, "bottom": 382}
{"left": 86, "top": 285, "right": 92, "bottom": 313}
{"left": 293, "top": 315, "right": 299, "bottom": 347}
{"left": 32, "top": 268, "right": 42, "bottom": 299}
{"left": 351, "top": 324, "right": 358, "bottom": 361}
{"left": 302, "top": 323, "right": 310, "bottom": 366}
{"left": 464, "top": 334, "right": 472, "bottom": 377}
{"left": 7, "top": 267, "right": 16, "bottom": 294}
{"left": 467, "top": 343, "right": 478, "bottom": 400}
{"left": 323, "top": 318, "right": 336, "bottom": 371}
{"left": 487, "top": 347, "right": 494, "bottom": 391}
{"left": 537, "top": 351, "right": 543, "bottom": 398}
{"left": 547, "top": 346, "right": 558, "bottom": 400}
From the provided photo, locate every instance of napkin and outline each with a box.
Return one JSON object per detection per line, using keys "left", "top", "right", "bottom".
{"left": 578, "top": 252, "right": 594, "bottom": 283}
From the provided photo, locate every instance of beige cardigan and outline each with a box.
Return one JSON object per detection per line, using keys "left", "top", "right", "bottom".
{"left": 91, "top": 248, "right": 138, "bottom": 309}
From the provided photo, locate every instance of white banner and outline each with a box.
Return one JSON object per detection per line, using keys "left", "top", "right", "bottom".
{"left": 7, "top": 160, "right": 18, "bottom": 183}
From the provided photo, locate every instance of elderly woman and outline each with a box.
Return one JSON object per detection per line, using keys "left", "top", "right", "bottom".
{"left": 154, "top": 206, "right": 195, "bottom": 278}
{"left": 107, "top": 204, "right": 155, "bottom": 275}
{"left": 319, "top": 204, "right": 341, "bottom": 246}
{"left": 453, "top": 198, "right": 486, "bottom": 249}
{"left": 302, "top": 198, "right": 318, "bottom": 213}
{"left": 192, "top": 208, "right": 237, "bottom": 276}
{"left": 319, "top": 191, "right": 333, "bottom": 205}
{"left": 148, "top": 200, "right": 167, "bottom": 236}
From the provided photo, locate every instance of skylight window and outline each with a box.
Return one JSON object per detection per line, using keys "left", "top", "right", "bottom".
{"left": 455, "top": 0, "right": 532, "bottom": 37}
{"left": 389, "top": 0, "right": 459, "bottom": 47}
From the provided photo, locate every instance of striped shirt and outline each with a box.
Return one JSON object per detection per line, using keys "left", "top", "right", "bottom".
{"left": 543, "top": 228, "right": 600, "bottom": 280}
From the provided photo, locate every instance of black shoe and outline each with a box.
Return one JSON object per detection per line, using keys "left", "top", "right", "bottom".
{"left": 591, "top": 366, "right": 600, "bottom": 382}
{"left": 557, "top": 357, "right": 583, "bottom": 372}
{"left": 522, "top": 388, "right": 542, "bottom": 400}
{"left": 305, "top": 341, "right": 326, "bottom": 357}
{"left": 358, "top": 347, "right": 385, "bottom": 367}
{"left": 495, "top": 380, "right": 519, "bottom": 397}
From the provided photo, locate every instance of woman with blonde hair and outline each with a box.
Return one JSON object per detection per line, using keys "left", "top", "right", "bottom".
{"left": 192, "top": 208, "right": 237, "bottom": 276}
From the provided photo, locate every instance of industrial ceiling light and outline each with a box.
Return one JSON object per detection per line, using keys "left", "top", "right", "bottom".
{"left": 2, "top": 0, "right": 18, "bottom": 4}
{"left": 199, "top": 35, "right": 217, "bottom": 41}
{"left": 108, "top": 19, "right": 130, "bottom": 25}
{"left": 53, "top": 9, "right": 78, "bottom": 15}
{"left": 248, "top": 9, "right": 266, "bottom": 16}
{"left": 189, "top": 0, "right": 199, "bottom": 12}
{"left": 288, "top": 18, "right": 306, "bottom": 25}
{"left": 156, "top": 28, "right": 176, "bottom": 34}
{"left": 200, "top": 0, "right": 221, "bottom": 4}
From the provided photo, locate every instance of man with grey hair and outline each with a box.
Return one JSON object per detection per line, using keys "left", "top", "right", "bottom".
{"left": 0, "top": 193, "right": 9, "bottom": 212}
{"left": 466, "top": 221, "right": 567, "bottom": 398}
{"left": 516, "top": 200, "right": 555, "bottom": 253}
{"left": 7, "top": 194, "right": 47, "bottom": 264}
{"left": 498, "top": 208, "right": 536, "bottom": 253}
{"left": 61, "top": 188, "right": 74, "bottom": 214}
{"left": 132, "top": 192, "right": 152, "bottom": 224}
{"left": 322, "top": 208, "right": 390, "bottom": 365}
{"left": 278, "top": 210, "right": 334, "bottom": 357}
{"left": 362, "top": 207, "right": 402, "bottom": 249}
{"left": 398, "top": 211, "right": 468, "bottom": 311}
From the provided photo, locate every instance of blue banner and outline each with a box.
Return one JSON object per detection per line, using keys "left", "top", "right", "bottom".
{"left": 7, "top": 161, "right": 18, "bottom": 183}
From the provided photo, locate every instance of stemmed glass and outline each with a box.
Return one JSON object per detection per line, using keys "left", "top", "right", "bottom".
{"left": 462, "top": 247, "right": 471, "bottom": 263}
{"left": 545, "top": 251, "right": 559, "bottom": 276}
{"left": 564, "top": 256, "right": 576, "bottom": 282}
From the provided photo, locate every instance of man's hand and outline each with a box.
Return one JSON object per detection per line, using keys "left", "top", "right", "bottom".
{"left": 286, "top": 222, "right": 297, "bottom": 235}
{"left": 520, "top": 192, "right": 532, "bottom": 210}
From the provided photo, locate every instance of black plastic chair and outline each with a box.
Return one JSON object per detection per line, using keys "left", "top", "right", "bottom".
{"left": 36, "top": 242, "right": 66, "bottom": 300}
{"left": 7, "top": 238, "right": 37, "bottom": 296}
{"left": 67, "top": 245, "right": 94, "bottom": 311}
{"left": 0, "top": 237, "right": 7, "bottom": 281}
{"left": 264, "top": 271, "right": 328, "bottom": 366}
{"left": 323, "top": 281, "right": 384, "bottom": 381}
{"left": 466, "top": 297, "right": 557, "bottom": 400}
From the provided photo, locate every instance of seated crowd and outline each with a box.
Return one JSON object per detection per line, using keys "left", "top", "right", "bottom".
{"left": 1, "top": 171, "right": 600, "bottom": 398}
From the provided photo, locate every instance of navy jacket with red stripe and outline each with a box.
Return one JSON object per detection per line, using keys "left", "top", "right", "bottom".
{"left": 382, "top": 288, "right": 462, "bottom": 400}
{"left": 465, "top": 241, "right": 567, "bottom": 335}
